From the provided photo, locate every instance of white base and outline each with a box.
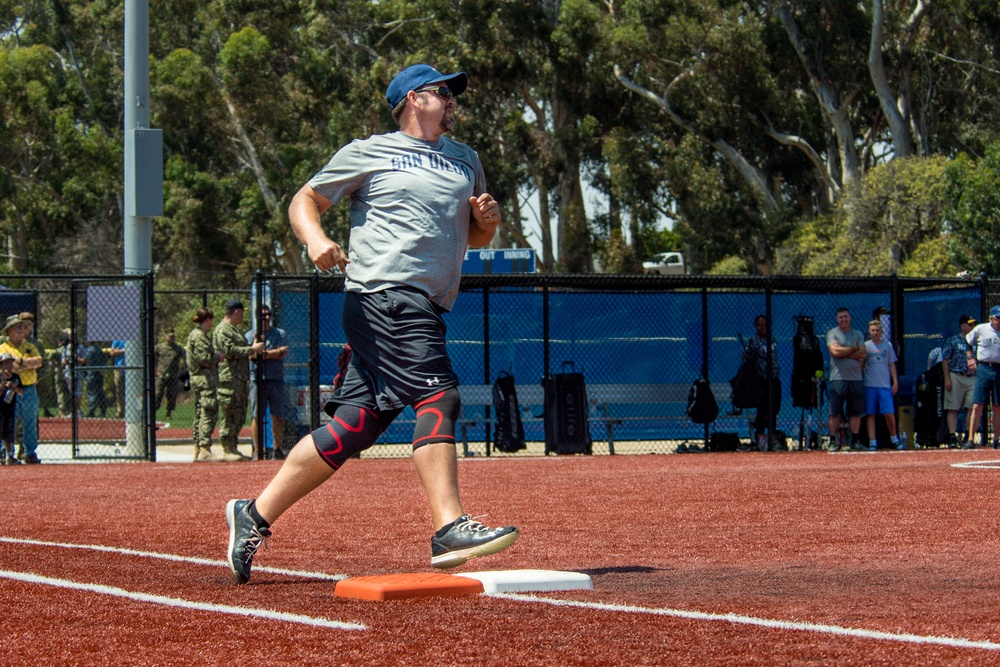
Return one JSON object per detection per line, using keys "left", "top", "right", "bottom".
{"left": 458, "top": 569, "right": 593, "bottom": 594}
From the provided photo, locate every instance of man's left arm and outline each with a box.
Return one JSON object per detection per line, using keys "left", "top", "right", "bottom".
{"left": 468, "top": 193, "right": 500, "bottom": 248}
{"left": 17, "top": 343, "right": 42, "bottom": 371}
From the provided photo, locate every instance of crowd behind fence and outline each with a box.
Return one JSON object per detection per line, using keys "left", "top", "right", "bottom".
{"left": 0, "top": 272, "right": 990, "bottom": 461}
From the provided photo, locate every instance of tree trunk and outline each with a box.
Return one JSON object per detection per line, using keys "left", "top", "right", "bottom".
{"left": 772, "top": 1, "right": 861, "bottom": 187}
{"left": 615, "top": 66, "right": 781, "bottom": 213}
{"left": 869, "top": 0, "right": 915, "bottom": 159}
{"left": 221, "top": 90, "right": 304, "bottom": 273}
{"left": 537, "top": 180, "right": 555, "bottom": 273}
{"left": 552, "top": 93, "right": 591, "bottom": 272}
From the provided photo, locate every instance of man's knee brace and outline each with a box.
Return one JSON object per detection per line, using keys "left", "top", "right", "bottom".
{"left": 312, "top": 404, "right": 397, "bottom": 470}
{"left": 412, "top": 387, "right": 460, "bottom": 450}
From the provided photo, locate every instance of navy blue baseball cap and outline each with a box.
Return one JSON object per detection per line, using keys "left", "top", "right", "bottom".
{"left": 385, "top": 64, "right": 468, "bottom": 108}
{"left": 990, "top": 305, "right": 1000, "bottom": 319}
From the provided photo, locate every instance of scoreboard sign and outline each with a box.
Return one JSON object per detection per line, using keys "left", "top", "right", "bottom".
{"left": 462, "top": 248, "right": 536, "bottom": 274}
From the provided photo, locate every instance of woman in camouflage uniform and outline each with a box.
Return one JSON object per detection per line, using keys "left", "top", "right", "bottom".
{"left": 186, "top": 308, "right": 222, "bottom": 462}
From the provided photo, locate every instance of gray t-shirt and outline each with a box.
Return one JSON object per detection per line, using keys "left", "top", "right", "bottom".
{"left": 308, "top": 131, "right": 487, "bottom": 311}
{"left": 863, "top": 339, "right": 897, "bottom": 388}
{"left": 967, "top": 323, "right": 1000, "bottom": 363}
{"left": 826, "top": 326, "right": 865, "bottom": 381}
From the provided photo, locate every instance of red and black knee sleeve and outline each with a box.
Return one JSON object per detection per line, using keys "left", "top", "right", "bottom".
{"left": 312, "top": 404, "right": 399, "bottom": 470}
{"left": 412, "top": 387, "right": 460, "bottom": 450}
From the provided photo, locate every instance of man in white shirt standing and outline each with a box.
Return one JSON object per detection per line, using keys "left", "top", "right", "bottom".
{"left": 964, "top": 306, "right": 1000, "bottom": 448}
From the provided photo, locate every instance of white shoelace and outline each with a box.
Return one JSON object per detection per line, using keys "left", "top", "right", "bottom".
{"left": 454, "top": 515, "right": 490, "bottom": 533}
{"left": 243, "top": 526, "right": 270, "bottom": 563}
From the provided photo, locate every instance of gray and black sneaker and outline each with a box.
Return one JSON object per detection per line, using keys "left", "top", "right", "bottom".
{"left": 431, "top": 515, "right": 519, "bottom": 569}
{"left": 225, "top": 499, "right": 271, "bottom": 584}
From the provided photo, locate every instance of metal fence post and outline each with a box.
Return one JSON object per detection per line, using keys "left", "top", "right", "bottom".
{"left": 253, "top": 271, "right": 264, "bottom": 459}
{"left": 765, "top": 277, "right": 775, "bottom": 443}
{"left": 891, "top": 273, "right": 904, "bottom": 375}
{"left": 145, "top": 272, "right": 157, "bottom": 461}
{"left": 702, "top": 286, "right": 709, "bottom": 445}
{"left": 483, "top": 285, "right": 492, "bottom": 457}
{"left": 309, "top": 273, "right": 320, "bottom": 431}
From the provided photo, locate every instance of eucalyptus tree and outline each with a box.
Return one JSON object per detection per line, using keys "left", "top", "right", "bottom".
{"left": 0, "top": 0, "right": 123, "bottom": 273}
{"left": 607, "top": 0, "right": 1000, "bottom": 274}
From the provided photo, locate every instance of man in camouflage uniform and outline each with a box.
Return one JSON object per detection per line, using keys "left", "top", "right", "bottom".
{"left": 154, "top": 329, "right": 186, "bottom": 420}
{"left": 213, "top": 299, "right": 263, "bottom": 462}
{"left": 186, "top": 308, "right": 222, "bottom": 462}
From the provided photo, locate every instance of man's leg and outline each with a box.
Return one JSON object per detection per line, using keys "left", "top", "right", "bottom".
{"left": 227, "top": 404, "right": 389, "bottom": 584}
{"left": 253, "top": 436, "right": 336, "bottom": 523}
{"left": 967, "top": 403, "right": 984, "bottom": 447}
{"left": 165, "top": 378, "right": 179, "bottom": 417}
{"left": 225, "top": 437, "right": 333, "bottom": 584}
{"left": 250, "top": 417, "right": 260, "bottom": 453}
{"left": 413, "top": 441, "right": 463, "bottom": 530}
{"left": 992, "top": 406, "right": 1000, "bottom": 447}
{"left": 407, "top": 388, "right": 520, "bottom": 569}
{"left": 19, "top": 386, "right": 38, "bottom": 461}
{"left": 271, "top": 415, "right": 284, "bottom": 456}
{"left": 827, "top": 381, "right": 843, "bottom": 446}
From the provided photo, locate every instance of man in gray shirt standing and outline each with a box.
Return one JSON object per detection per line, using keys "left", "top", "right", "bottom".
{"left": 225, "top": 63, "right": 519, "bottom": 584}
{"left": 826, "top": 307, "right": 867, "bottom": 450}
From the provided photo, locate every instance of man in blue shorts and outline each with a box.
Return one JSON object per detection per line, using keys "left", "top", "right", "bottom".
{"left": 964, "top": 305, "right": 1000, "bottom": 448}
{"left": 863, "top": 320, "right": 900, "bottom": 450}
{"left": 225, "top": 64, "right": 519, "bottom": 584}
{"left": 826, "top": 307, "right": 867, "bottom": 450}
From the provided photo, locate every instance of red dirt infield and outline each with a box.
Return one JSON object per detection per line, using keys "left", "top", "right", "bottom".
{"left": 2, "top": 449, "right": 1000, "bottom": 665}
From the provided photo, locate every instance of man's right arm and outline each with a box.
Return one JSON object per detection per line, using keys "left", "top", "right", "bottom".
{"left": 289, "top": 184, "right": 348, "bottom": 272}
{"left": 827, "top": 331, "right": 849, "bottom": 358}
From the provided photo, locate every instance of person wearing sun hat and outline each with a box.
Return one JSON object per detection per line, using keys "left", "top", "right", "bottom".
{"left": 0, "top": 352, "right": 23, "bottom": 465}
{"left": 0, "top": 315, "right": 42, "bottom": 463}
{"left": 941, "top": 314, "right": 978, "bottom": 447}
{"left": 223, "top": 62, "right": 518, "bottom": 585}
{"left": 964, "top": 306, "right": 1000, "bottom": 448}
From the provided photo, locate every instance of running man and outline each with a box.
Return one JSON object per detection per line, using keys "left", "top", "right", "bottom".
{"left": 225, "top": 63, "right": 519, "bottom": 584}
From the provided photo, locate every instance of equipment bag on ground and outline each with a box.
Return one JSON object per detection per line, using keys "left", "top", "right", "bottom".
{"left": 543, "top": 361, "right": 592, "bottom": 454}
{"left": 686, "top": 377, "right": 719, "bottom": 424}
{"left": 492, "top": 371, "right": 526, "bottom": 453}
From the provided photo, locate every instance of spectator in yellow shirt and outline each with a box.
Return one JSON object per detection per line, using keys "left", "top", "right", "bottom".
{"left": 0, "top": 315, "right": 43, "bottom": 463}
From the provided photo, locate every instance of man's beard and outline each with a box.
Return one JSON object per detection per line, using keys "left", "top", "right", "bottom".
{"left": 439, "top": 111, "right": 455, "bottom": 133}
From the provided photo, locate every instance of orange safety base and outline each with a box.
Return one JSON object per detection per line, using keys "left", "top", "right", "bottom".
{"left": 334, "top": 573, "right": 486, "bottom": 601}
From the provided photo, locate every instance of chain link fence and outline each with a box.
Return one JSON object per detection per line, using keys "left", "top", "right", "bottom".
{"left": 0, "top": 272, "right": 989, "bottom": 462}
{"left": 269, "top": 272, "right": 987, "bottom": 458}
{"left": 0, "top": 275, "right": 155, "bottom": 462}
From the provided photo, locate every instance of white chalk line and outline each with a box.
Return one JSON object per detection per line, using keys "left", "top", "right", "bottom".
{"left": 952, "top": 459, "right": 1000, "bottom": 470}
{"left": 0, "top": 569, "right": 365, "bottom": 630}
{"left": 0, "top": 535, "right": 346, "bottom": 581}
{"left": 6, "top": 535, "right": 997, "bottom": 650}
{"left": 490, "top": 593, "right": 1000, "bottom": 651}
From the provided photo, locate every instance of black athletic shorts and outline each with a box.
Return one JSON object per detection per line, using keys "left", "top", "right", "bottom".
{"left": 331, "top": 287, "right": 459, "bottom": 413}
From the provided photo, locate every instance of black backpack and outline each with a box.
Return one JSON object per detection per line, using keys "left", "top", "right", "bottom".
{"left": 686, "top": 377, "right": 719, "bottom": 424}
{"left": 492, "top": 372, "right": 526, "bottom": 452}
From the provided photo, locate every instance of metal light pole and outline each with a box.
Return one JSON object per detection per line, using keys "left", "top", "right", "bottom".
{"left": 124, "top": 0, "right": 161, "bottom": 455}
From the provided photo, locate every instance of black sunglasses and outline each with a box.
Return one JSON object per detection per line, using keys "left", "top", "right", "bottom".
{"left": 415, "top": 85, "right": 454, "bottom": 100}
